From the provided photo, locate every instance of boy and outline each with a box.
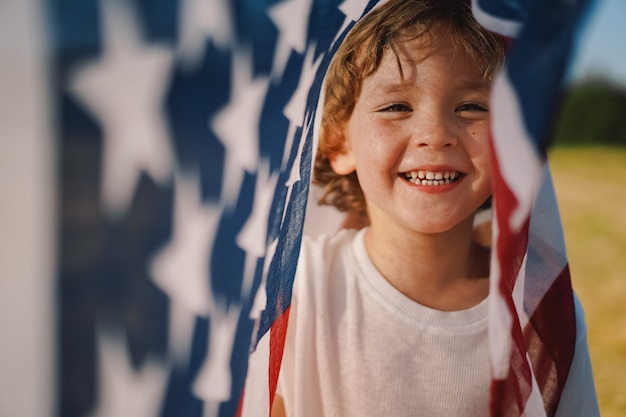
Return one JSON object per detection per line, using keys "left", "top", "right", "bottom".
{"left": 273, "top": 0, "right": 597, "bottom": 416}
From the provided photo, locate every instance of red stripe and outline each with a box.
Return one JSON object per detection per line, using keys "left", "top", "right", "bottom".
{"left": 489, "top": 140, "right": 533, "bottom": 416}
{"left": 524, "top": 264, "right": 576, "bottom": 416}
{"left": 235, "top": 386, "right": 245, "bottom": 417}
{"left": 268, "top": 305, "right": 291, "bottom": 414}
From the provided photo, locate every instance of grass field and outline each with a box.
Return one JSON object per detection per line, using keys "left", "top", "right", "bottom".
{"left": 549, "top": 146, "right": 626, "bottom": 417}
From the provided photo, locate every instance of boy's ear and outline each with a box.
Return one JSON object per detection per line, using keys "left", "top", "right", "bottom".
{"left": 330, "top": 150, "right": 356, "bottom": 175}
{"left": 327, "top": 126, "right": 356, "bottom": 175}
{"left": 326, "top": 123, "right": 356, "bottom": 175}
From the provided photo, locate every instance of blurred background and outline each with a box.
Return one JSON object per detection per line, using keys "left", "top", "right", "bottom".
{"left": 551, "top": 0, "right": 626, "bottom": 415}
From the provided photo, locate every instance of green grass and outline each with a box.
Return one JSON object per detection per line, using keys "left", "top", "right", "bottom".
{"left": 549, "top": 146, "right": 626, "bottom": 417}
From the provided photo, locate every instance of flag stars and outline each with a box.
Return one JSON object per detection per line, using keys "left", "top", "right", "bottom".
{"left": 69, "top": 0, "right": 175, "bottom": 219}
{"left": 192, "top": 302, "right": 242, "bottom": 403}
{"left": 334, "top": 0, "right": 371, "bottom": 45}
{"left": 278, "top": 45, "right": 320, "bottom": 229}
{"left": 281, "top": 118, "right": 311, "bottom": 228}
{"left": 281, "top": 44, "right": 322, "bottom": 167}
{"left": 268, "top": 0, "right": 314, "bottom": 81}
{"left": 236, "top": 158, "right": 280, "bottom": 297}
{"left": 236, "top": 159, "right": 279, "bottom": 259}
{"left": 211, "top": 50, "right": 270, "bottom": 210}
{"left": 177, "top": 0, "right": 233, "bottom": 71}
{"left": 283, "top": 44, "right": 322, "bottom": 128}
{"left": 90, "top": 328, "right": 170, "bottom": 417}
{"left": 149, "top": 172, "right": 243, "bottom": 405}
{"left": 149, "top": 171, "right": 222, "bottom": 365}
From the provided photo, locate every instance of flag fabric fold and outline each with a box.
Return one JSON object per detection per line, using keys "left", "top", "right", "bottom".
{"left": 474, "top": 0, "right": 597, "bottom": 415}
{"left": 46, "top": 0, "right": 378, "bottom": 416}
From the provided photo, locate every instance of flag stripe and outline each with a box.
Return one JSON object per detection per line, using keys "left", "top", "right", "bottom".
{"left": 524, "top": 265, "right": 576, "bottom": 415}
{"left": 268, "top": 306, "right": 291, "bottom": 412}
{"left": 471, "top": 0, "right": 523, "bottom": 38}
{"left": 482, "top": 0, "right": 597, "bottom": 414}
{"left": 239, "top": 332, "right": 271, "bottom": 417}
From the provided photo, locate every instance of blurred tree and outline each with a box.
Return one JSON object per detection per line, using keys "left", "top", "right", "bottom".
{"left": 553, "top": 79, "right": 626, "bottom": 146}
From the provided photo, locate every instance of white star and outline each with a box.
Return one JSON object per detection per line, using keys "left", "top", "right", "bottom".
{"left": 283, "top": 44, "right": 322, "bottom": 129}
{"left": 177, "top": 0, "right": 232, "bottom": 71}
{"left": 279, "top": 45, "right": 321, "bottom": 227}
{"left": 281, "top": 44, "right": 322, "bottom": 167}
{"left": 333, "top": 0, "right": 372, "bottom": 46}
{"left": 286, "top": 120, "right": 310, "bottom": 188}
{"left": 236, "top": 158, "right": 279, "bottom": 297}
{"left": 203, "top": 402, "right": 220, "bottom": 417}
{"left": 149, "top": 171, "right": 221, "bottom": 366}
{"left": 165, "top": 303, "right": 197, "bottom": 369}
{"left": 339, "top": 0, "right": 372, "bottom": 24}
{"left": 89, "top": 327, "right": 169, "bottom": 417}
{"left": 248, "top": 237, "right": 278, "bottom": 321}
{"left": 211, "top": 50, "right": 270, "bottom": 210}
{"left": 268, "top": 0, "right": 314, "bottom": 81}
{"left": 249, "top": 281, "right": 268, "bottom": 321}
{"left": 281, "top": 115, "right": 312, "bottom": 229}
{"left": 236, "top": 159, "right": 279, "bottom": 258}
{"left": 69, "top": 0, "right": 175, "bottom": 219}
{"left": 149, "top": 172, "right": 242, "bottom": 406}
{"left": 240, "top": 252, "right": 259, "bottom": 302}
{"left": 150, "top": 171, "right": 220, "bottom": 316}
{"left": 192, "top": 302, "right": 241, "bottom": 403}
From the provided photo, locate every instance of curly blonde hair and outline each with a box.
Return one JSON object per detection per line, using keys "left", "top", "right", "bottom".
{"left": 314, "top": 0, "right": 507, "bottom": 217}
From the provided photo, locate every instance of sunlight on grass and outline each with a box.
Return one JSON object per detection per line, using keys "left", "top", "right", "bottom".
{"left": 549, "top": 146, "right": 626, "bottom": 417}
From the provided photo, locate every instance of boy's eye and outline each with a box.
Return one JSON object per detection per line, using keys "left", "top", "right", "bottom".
{"left": 379, "top": 103, "right": 412, "bottom": 112}
{"left": 456, "top": 102, "right": 489, "bottom": 113}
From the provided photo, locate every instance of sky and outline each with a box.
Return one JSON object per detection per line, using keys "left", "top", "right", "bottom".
{"left": 568, "top": 0, "right": 626, "bottom": 86}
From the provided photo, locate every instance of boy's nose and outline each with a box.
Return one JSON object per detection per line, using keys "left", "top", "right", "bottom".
{"left": 413, "top": 117, "right": 458, "bottom": 149}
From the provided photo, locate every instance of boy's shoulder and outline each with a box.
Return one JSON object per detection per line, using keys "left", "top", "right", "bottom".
{"left": 300, "top": 227, "right": 360, "bottom": 261}
{"left": 296, "top": 228, "right": 363, "bottom": 290}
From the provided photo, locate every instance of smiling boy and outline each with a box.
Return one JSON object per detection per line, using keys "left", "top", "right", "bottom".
{"left": 272, "top": 0, "right": 597, "bottom": 416}
{"left": 329, "top": 23, "right": 494, "bottom": 312}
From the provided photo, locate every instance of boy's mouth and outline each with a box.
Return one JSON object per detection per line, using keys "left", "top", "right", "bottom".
{"left": 401, "top": 170, "right": 462, "bottom": 186}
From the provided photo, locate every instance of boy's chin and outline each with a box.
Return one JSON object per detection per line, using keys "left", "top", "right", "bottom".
{"left": 401, "top": 218, "right": 471, "bottom": 236}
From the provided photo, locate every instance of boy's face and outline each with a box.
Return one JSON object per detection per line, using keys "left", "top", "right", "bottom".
{"left": 331, "top": 35, "right": 493, "bottom": 235}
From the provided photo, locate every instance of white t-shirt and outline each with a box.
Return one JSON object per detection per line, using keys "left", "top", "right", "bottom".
{"left": 277, "top": 228, "right": 598, "bottom": 417}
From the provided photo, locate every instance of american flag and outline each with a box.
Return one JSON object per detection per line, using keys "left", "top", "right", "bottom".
{"left": 2, "top": 0, "right": 379, "bottom": 416}
{"left": 474, "top": 0, "right": 599, "bottom": 415}
{"left": 0, "top": 0, "right": 599, "bottom": 416}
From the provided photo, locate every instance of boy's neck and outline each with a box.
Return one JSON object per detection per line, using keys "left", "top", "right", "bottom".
{"left": 363, "top": 216, "right": 490, "bottom": 312}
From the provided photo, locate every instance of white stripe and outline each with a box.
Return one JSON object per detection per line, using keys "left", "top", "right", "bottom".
{"left": 488, "top": 214, "right": 513, "bottom": 379}
{"left": 521, "top": 356, "right": 548, "bottom": 417}
{"left": 523, "top": 164, "right": 569, "bottom": 317}
{"left": 513, "top": 252, "right": 529, "bottom": 329}
{"left": 532, "top": 165, "right": 568, "bottom": 263}
{"left": 0, "top": 0, "right": 56, "bottom": 416}
{"left": 240, "top": 331, "right": 271, "bottom": 417}
{"left": 491, "top": 71, "right": 544, "bottom": 232}
{"left": 471, "top": 0, "right": 523, "bottom": 38}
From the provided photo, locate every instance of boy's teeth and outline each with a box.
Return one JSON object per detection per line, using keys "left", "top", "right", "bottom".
{"left": 404, "top": 170, "right": 460, "bottom": 185}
